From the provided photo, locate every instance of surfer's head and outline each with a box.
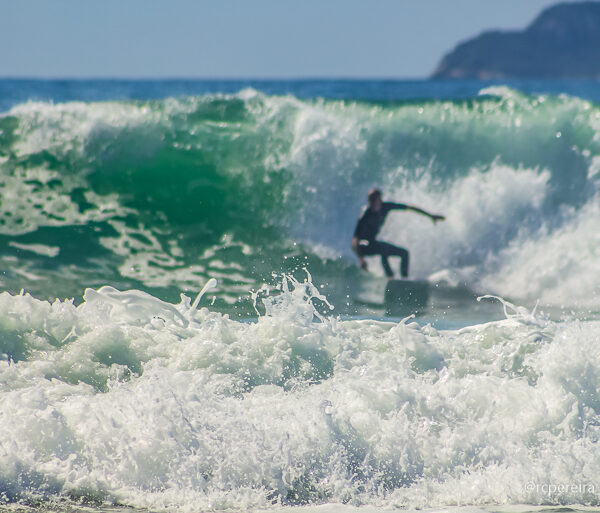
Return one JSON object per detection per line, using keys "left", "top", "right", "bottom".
{"left": 367, "top": 188, "right": 382, "bottom": 210}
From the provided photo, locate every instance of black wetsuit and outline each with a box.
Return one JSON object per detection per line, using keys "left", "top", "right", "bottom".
{"left": 353, "top": 202, "right": 409, "bottom": 278}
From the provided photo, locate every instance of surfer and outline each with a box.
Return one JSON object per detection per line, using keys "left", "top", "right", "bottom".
{"left": 352, "top": 188, "right": 445, "bottom": 278}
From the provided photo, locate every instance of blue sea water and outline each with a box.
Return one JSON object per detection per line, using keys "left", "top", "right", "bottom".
{"left": 4, "top": 78, "right": 600, "bottom": 110}
{"left": 0, "top": 79, "right": 599, "bottom": 513}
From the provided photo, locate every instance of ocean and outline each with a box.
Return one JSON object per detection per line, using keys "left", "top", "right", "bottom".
{"left": 0, "top": 79, "right": 599, "bottom": 513}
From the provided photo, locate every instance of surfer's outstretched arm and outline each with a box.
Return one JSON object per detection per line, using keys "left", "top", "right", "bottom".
{"left": 403, "top": 205, "right": 445, "bottom": 224}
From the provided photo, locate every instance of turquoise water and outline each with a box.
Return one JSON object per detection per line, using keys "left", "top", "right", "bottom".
{"left": 0, "top": 80, "right": 599, "bottom": 512}
{"left": 1, "top": 81, "right": 599, "bottom": 317}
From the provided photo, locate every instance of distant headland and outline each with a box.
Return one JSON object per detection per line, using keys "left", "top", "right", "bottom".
{"left": 431, "top": 1, "right": 600, "bottom": 80}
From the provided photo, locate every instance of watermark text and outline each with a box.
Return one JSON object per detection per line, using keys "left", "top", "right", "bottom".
{"left": 525, "top": 481, "right": 596, "bottom": 497}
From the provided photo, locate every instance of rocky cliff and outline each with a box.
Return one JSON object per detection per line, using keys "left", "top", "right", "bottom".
{"left": 432, "top": 2, "right": 600, "bottom": 79}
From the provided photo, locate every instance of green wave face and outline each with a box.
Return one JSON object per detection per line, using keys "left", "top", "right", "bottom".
{"left": 1, "top": 88, "right": 599, "bottom": 313}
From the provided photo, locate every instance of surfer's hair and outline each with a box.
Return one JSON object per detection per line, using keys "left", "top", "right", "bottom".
{"left": 368, "top": 188, "right": 382, "bottom": 202}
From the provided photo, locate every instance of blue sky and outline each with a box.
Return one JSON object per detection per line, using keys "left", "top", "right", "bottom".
{"left": 1, "top": 0, "right": 580, "bottom": 78}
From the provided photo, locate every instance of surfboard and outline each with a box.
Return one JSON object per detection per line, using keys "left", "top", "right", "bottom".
{"left": 352, "top": 274, "right": 430, "bottom": 315}
{"left": 384, "top": 279, "right": 429, "bottom": 316}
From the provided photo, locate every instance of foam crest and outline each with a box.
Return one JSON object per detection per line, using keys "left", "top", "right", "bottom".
{"left": 479, "top": 195, "right": 600, "bottom": 309}
{"left": 82, "top": 286, "right": 189, "bottom": 327}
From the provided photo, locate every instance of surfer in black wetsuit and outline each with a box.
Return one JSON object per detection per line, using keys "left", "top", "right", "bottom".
{"left": 352, "top": 188, "right": 445, "bottom": 278}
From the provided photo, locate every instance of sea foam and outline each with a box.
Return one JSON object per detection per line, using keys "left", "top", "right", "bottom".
{"left": 0, "top": 277, "right": 599, "bottom": 510}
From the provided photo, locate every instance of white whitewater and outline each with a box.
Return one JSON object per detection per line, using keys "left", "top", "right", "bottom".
{"left": 0, "top": 275, "right": 598, "bottom": 511}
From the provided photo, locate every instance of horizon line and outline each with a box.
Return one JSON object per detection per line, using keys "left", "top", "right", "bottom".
{"left": 0, "top": 75, "right": 435, "bottom": 82}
